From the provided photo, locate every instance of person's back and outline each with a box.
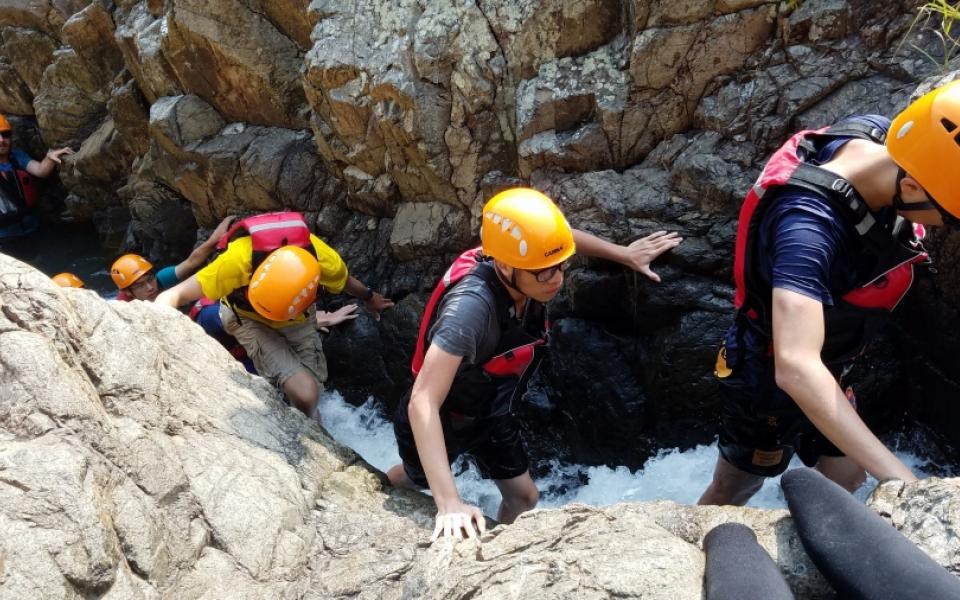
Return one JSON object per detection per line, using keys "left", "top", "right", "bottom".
{"left": 701, "top": 83, "right": 960, "bottom": 507}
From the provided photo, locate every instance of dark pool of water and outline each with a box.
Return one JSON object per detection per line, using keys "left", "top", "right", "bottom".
{"left": 0, "top": 221, "right": 117, "bottom": 296}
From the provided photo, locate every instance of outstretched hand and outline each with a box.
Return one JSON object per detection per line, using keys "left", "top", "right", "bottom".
{"left": 365, "top": 291, "right": 395, "bottom": 322}
{"left": 316, "top": 303, "right": 360, "bottom": 332}
{"left": 432, "top": 501, "right": 486, "bottom": 543}
{"left": 209, "top": 215, "right": 237, "bottom": 245}
{"left": 45, "top": 147, "right": 74, "bottom": 164}
{"left": 623, "top": 230, "right": 682, "bottom": 282}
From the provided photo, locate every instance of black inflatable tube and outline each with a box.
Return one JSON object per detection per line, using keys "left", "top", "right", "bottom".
{"left": 781, "top": 467, "right": 960, "bottom": 600}
{"left": 703, "top": 522, "right": 795, "bottom": 600}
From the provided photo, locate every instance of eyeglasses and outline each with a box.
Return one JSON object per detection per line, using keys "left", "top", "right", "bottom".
{"left": 128, "top": 272, "right": 156, "bottom": 293}
{"left": 0, "top": 131, "right": 11, "bottom": 140}
{"left": 526, "top": 259, "right": 571, "bottom": 283}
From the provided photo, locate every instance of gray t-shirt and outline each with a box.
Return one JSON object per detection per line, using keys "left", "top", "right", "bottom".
{"left": 428, "top": 275, "right": 501, "bottom": 366}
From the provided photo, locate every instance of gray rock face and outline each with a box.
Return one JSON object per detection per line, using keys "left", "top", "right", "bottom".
{"left": 5, "top": 253, "right": 960, "bottom": 600}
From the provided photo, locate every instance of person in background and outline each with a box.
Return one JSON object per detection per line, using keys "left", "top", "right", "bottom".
{"left": 110, "top": 216, "right": 236, "bottom": 302}
{"left": 0, "top": 113, "right": 74, "bottom": 239}
{"left": 52, "top": 272, "right": 84, "bottom": 288}
{"left": 111, "top": 215, "right": 256, "bottom": 370}
{"left": 155, "top": 211, "right": 391, "bottom": 416}
{"left": 387, "top": 187, "right": 681, "bottom": 541}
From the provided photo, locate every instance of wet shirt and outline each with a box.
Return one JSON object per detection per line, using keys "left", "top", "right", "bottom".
{"left": 428, "top": 270, "right": 501, "bottom": 366}
{"left": 195, "top": 234, "right": 348, "bottom": 328}
{"left": 726, "top": 114, "right": 892, "bottom": 362}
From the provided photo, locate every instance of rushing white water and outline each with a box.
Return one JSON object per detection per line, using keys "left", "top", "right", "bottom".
{"left": 317, "top": 390, "right": 951, "bottom": 517}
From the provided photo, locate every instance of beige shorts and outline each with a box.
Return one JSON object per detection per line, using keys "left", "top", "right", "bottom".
{"left": 219, "top": 302, "right": 328, "bottom": 389}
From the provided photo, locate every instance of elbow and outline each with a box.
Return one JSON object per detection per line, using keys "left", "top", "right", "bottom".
{"left": 154, "top": 290, "right": 173, "bottom": 307}
{"left": 407, "top": 390, "right": 439, "bottom": 425}
{"left": 773, "top": 352, "right": 809, "bottom": 395}
{"left": 407, "top": 395, "right": 428, "bottom": 421}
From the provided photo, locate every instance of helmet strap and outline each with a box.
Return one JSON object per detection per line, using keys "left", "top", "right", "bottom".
{"left": 892, "top": 168, "right": 935, "bottom": 212}
{"left": 493, "top": 262, "right": 527, "bottom": 307}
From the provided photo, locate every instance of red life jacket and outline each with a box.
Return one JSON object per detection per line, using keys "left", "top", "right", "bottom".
{"left": 188, "top": 295, "right": 217, "bottom": 319}
{"left": 411, "top": 247, "right": 548, "bottom": 417}
{"left": 0, "top": 167, "right": 38, "bottom": 226}
{"left": 217, "top": 211, "right": 318, "bottom": 314}
{"left": 733, "top": 121, "right": 928, "bottom": 366}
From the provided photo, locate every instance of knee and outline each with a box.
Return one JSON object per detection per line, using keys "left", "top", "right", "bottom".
{"left": 386, "top": 464, "right": 414, "bottom": 489}
{"left": 283, "top": 371, "right": 319, "bottom": 415}
{"left": 702, "top": 472, "right": 765, "bottom": 506}
{"left": 836, "top": 470, "right": 867, "bottom": 493}
{"left": 508, "top": 486, "right": 539, "bottom": 512}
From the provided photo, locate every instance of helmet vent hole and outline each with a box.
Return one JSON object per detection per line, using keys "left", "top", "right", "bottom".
{"left": 942, "top": 118, "right": 958, "bottom": 133}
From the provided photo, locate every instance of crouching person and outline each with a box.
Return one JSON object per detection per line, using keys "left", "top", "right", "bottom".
{"left": 156, "top": 211, "right": 392, "bottom": 415}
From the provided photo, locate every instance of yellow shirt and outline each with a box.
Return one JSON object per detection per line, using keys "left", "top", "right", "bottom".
{"left": 196, "top": 235, "right": 349, "bottom": 328}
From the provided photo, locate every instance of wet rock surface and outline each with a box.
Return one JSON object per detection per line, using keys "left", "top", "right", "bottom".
{"left": 0, "top": 0, "right": 959, "bottom": 526}
{"left": 5, "top": 251, "right": 960, "bottom": 599}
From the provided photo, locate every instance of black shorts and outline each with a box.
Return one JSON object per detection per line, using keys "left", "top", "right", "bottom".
{"left": 393, "top": 399, "right": 529, "bottom": 488}
{"left": 717, "top": 361, "right": 850, "bottom": 477}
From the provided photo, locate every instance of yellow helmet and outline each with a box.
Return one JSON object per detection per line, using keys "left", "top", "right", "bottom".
{"left": 480, "top": 188, "right": 575, "bottom": 270}
{"left": 247, "top": 246, "right": 322, "bottom": 321}
{"left": 0, "top": 114, "right": 10, "bottom": 132}
{"left": 52, "top": 272, "right": 84, "bottom": 288}
{"left": 110, "top": 254, "right": 153, "bottom": 289}
{"left": 888, "top": 80, "right": 960, "bottom": 218}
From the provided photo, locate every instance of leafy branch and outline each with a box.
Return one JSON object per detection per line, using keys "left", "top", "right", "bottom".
{"left": 903, "top": 1, "right": 960, "bottom": 72}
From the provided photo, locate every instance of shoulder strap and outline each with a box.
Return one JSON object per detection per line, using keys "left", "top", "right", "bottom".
{"left": 787, "top": 164, "right": 878, "bottom": 237}
{"left": 796, "top": 120, "right": 886, "bottom": 156}
{"left": 824, "top": 120, "right": 887, "bottom": 144}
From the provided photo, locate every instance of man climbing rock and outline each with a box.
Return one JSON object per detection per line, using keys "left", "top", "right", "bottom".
{"left": 700, "top": 82, "right": 960, "bottom": 506}
{"left": 387, "top": 187, "right": 681, "bottom": 540}
{"left": 156, "top": 211, "right": 392, "bottom": 416}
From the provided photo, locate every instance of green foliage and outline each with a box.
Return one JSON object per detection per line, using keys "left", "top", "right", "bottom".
{"left": 906, "top": 1, "right": 960, "bottom": 71}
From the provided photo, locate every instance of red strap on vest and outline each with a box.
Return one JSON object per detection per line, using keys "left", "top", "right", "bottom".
{"left": 411, "top": 247, "right": 485, "bottom": 375}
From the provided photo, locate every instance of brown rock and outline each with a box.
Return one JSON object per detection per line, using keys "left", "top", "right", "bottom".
{"left": 0, "top": 26, "right": 58, "bottom": 94}
{"left": 161, "top": 0, "right": 308, "bottom": 128}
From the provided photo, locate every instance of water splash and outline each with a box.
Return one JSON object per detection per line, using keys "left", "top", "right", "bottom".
{"left": 317, "top": 390, "right": 953, "bottom": 516}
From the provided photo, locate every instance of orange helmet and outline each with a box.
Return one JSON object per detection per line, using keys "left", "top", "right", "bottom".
{"left": 52, "top": 272, "right": 84, "bottom": 288}
{"left": 247, "top": 246, "right": 322, "bottom": 321}
{"left": 110, "top": 254, "right": 153, "bottom": 289}
{"left": 481, "top": 188, "right": 575, "bottom": 270}
{"left": 888, "top": 80, "right": 960, "bottom": 218}
{"left": 0, "top": 114, "right": 10, "bottom": 132}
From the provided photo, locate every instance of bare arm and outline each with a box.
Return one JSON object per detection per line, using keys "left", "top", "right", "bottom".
{"left": 343, "top": 275, "right": 395, "bottom": 320}
{"left": 25, "top": 147, "right": 74, "bottom": 178}
{"left": 409, "top": 343, "right": 486, "bottom": 539}
{"left": 771, "top": 288, "right": 917, "bottom": 482}
{"left": 173, "top": 216, "right": 236, "bottom": 280}
{"left": 155, "top": 275, "right": 204, "bottom": 309}
{"left": 572, "top": 228, "right": 682, "bottom": 282}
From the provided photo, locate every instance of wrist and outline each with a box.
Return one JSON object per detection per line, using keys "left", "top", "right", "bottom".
{"left": 363, "top": 285, "right": 374, "bottom": 301}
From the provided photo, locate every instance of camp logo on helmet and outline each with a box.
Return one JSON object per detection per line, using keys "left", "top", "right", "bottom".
{"left": 544, "top": 245, "right": 565, "bottom": 257}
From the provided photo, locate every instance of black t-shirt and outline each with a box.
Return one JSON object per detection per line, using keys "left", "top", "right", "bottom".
{"left": 428, "top": 272, "right": 502, "bottom": 366}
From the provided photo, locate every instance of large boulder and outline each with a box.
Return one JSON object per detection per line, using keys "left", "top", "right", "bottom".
{"left": 5, "top": 251, "right": 960, "bottom": 599}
